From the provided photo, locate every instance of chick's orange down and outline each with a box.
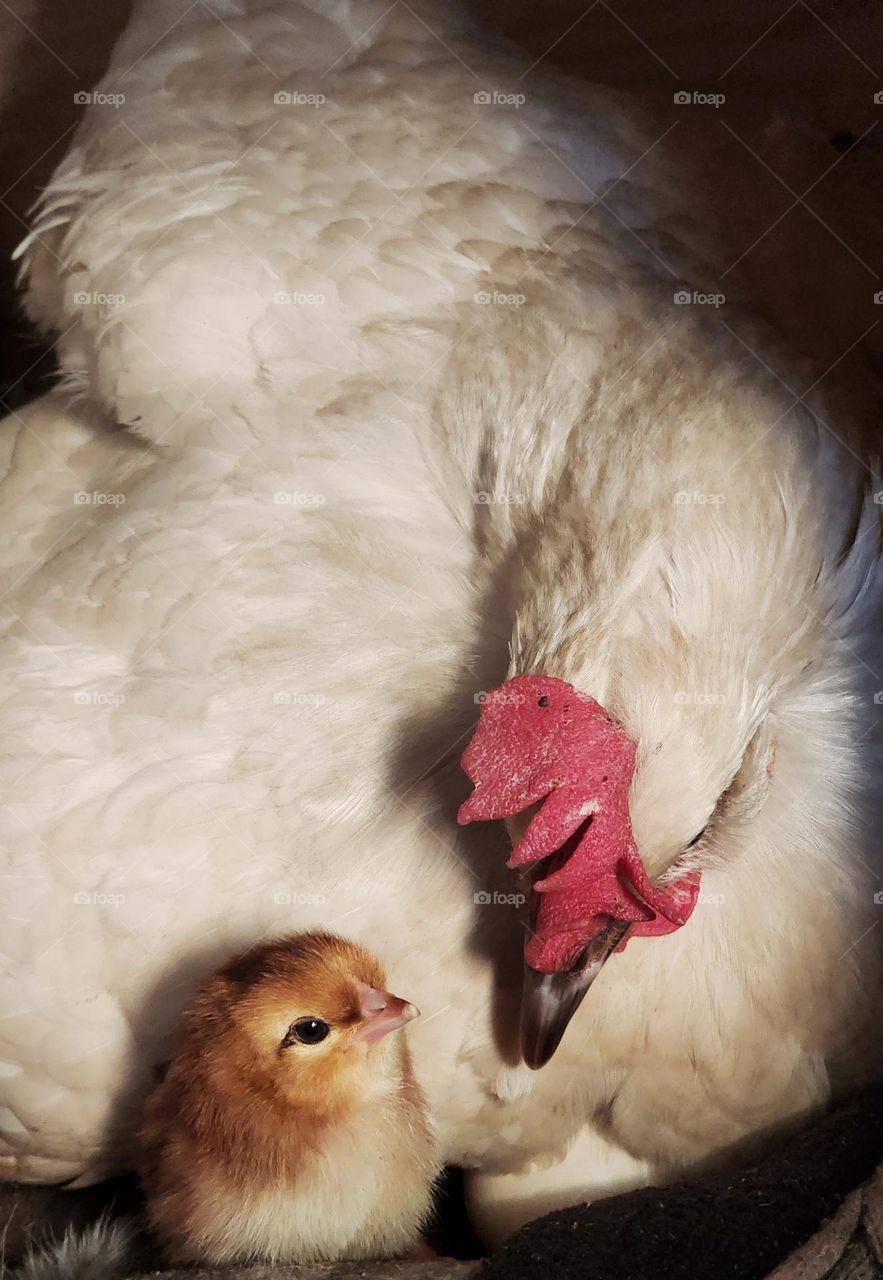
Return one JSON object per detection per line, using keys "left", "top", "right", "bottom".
{"left": 139, "top": 931, "right": 437, "bottom": 1266}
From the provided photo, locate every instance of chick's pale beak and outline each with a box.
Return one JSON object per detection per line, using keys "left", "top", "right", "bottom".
{"left": 352, "top": 983, "right": 419, "bottom": 1046}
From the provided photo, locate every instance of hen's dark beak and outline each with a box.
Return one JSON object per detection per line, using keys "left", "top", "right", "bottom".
{"left": 520, "top": 921, "right": 628, "bottom": 1069}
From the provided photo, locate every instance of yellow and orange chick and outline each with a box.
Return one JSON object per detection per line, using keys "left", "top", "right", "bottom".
{"left": 139, "top": 931, "right": 437, "bottom": 1266}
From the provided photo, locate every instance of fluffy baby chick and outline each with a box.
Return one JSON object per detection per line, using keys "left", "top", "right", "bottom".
{"left": 139, "top": 931, "right": 437, "bottom": 1266}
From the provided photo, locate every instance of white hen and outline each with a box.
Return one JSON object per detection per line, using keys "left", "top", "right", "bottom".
{"left": 3, "top": 0, "right": 882, "bottom": 1243}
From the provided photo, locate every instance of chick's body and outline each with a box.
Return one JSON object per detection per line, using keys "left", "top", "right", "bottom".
{"left": 139, "top": 932, "right": 436, "bottom": 1266}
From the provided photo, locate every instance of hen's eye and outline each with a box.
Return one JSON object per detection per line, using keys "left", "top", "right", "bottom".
{"left": 686, "top": 828, "right": 706, "bottom": 848}
{"left": 284, "top": 1018, "right": 330, "bottom": 1047}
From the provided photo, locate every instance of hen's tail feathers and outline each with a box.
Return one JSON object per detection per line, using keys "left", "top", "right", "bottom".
{"left": 14, "top": 1218, "right": 134, "bottom": 1280}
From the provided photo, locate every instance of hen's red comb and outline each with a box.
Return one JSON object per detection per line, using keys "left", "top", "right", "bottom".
{"left": 458, "top": 675, "right": 699, "bottom": 973}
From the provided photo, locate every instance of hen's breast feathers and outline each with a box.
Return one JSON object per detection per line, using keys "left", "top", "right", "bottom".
{"left": 18, "top": 0, "right": 667, "bottom": 449}
{"left": 1, "top": 0, "right": 881, "bottom": 1194}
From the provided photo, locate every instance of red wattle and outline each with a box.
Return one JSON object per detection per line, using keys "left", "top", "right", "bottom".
{"left": 458, "top": 675, "right": 701, "bottom": 974}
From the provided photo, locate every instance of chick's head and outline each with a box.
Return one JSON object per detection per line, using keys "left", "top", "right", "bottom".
{"left": 185, "top": 931, "right": 419, "bottom": 1116}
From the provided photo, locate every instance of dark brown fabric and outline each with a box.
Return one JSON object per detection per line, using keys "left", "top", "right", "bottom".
{"left": 482, "top": 1088, "right": 883, "bottom": 1280}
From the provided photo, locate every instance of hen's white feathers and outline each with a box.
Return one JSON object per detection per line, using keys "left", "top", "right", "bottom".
{"left": 1, "top": 0, "right": 881, "bottom": 1241}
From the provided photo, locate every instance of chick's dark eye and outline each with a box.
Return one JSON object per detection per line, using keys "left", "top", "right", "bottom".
{"left": 284, "top": 1018, "right": 330, "bottom": 1047}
